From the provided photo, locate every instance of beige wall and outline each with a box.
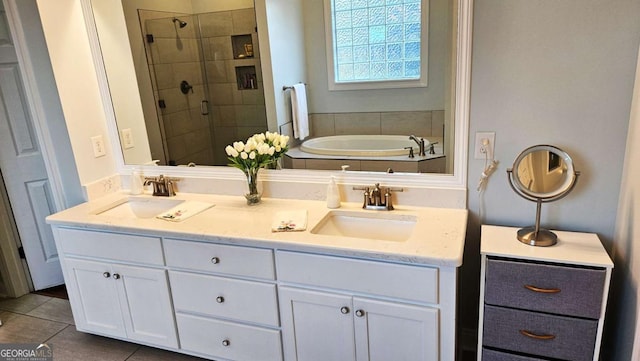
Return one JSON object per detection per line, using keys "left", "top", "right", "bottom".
{"left": 36, "top": 0, "right": 118, "bottom": 185}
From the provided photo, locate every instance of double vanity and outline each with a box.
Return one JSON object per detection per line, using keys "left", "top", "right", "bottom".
{"left": 46, "top": 192, "right": 468, "bottom": 361}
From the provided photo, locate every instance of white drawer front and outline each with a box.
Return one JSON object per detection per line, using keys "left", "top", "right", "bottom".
{"left": 170, "top": 271, "right": 279, "bottom": 327}
{"left": 276, "top": 251, "right": 438, "bottom": 304}
{"left": 57, "top": 228, "right": 163, "bottom": 265}
{"left": 164, "top": 238, "right": 275, "bottom": 279}
{"left": 176, "top": 313, "right": 282, "bottom": 361}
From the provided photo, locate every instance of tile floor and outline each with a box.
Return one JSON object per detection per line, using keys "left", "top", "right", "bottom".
{"left": 1, "top": 293, "right": 478, "bottom": 361}
{"left": 0, "top": 293, "right": 207, "bottom": 361}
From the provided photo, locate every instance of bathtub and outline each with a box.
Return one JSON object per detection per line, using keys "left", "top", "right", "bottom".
{"left": 300, "top": 135, "right": 428, "bottom": 157}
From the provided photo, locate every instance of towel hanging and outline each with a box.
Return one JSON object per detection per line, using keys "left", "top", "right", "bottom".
{"left": 291, "top": 83, "right": 309, "bottom": 140}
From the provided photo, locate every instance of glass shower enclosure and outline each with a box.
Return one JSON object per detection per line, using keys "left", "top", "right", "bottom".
{"left": 139, "top": 7, "right": 267, "bottom": 166}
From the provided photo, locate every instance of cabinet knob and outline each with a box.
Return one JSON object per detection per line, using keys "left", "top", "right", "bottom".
{"left": 211, "top": 257, "right": 220, "bottom": 264}
{"left": 222, "top": 339, "right": 230, "bottom": 347}
{"left": 216, "top": 296, "right": 225, "bottom": 303}
{"left": 112, "top": 273, "right": 121, "bottom": 280}
{"left": 340, "top": 306, "right": 350, "bottom": 314}
{"left": 355, "top": 309, "right": 365, "bottom": 317}
{"left": 103, "top": 272, "right": 111, "bottom": 278}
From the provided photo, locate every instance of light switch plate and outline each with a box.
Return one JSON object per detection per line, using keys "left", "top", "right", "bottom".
{"left": 91, "top": 135, "right": 106, "bottom": 158}
{"left": 121, "top": 128, "right": 134, "bottom": 149}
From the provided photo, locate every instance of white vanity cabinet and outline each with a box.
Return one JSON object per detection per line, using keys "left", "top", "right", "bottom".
{"left": 277, "top": 251, "right": 442, "bottom": 361}
{"left": 478, "top": 225, "right": 613, "bottom": 361}
{"left": 54, "top": 228, "right": 178, "bottom": 348}
{"left": 48, "top": 197, "right": 466, "bottom": 361}
{"left": 163, "top": 238, "right": 283, "bottom": 361}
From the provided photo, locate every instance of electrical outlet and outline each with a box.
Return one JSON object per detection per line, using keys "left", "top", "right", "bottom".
{"left": 474, "top": 132, "right": 495, "bottom": 159}
{"left": 121, "top": 128, "right": 135, "bottom": 149}
{"left": 91, "top": 135, "right": 106, "bottom": 158}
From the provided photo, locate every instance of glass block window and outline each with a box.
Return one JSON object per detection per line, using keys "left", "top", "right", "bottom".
{"left": 325, "top": 0, "right": 428, "bottom": 89}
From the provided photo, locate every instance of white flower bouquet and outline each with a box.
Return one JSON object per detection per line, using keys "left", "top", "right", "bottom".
{"left": 225, "top": 132, "right": 290, "bottom": 204}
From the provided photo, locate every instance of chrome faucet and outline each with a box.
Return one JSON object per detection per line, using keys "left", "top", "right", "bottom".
{"left": 353, "top": 183, "right": 404, "bottom": 210}
{"left": 409, "top": 135, "right": 426, "bottom": 156}
{"left": 143, "top": 174, "right": 179, "bottom": 197}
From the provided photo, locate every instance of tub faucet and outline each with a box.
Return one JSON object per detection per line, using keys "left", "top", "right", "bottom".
{"left": 409, "top": 135, "right": 426, "bottom": 156}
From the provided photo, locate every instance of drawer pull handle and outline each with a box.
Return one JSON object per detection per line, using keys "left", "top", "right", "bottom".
{"left": 222, "top": 339, "right": 230, "bottom": 347}
{"left": 216, "top": 296, "right": 225, "bottom": 303}
{"left": 340, "top": 306, "right": 350, "bottom": 314}
{"left": 519, "top": 329, "right": 556, "bottom": 340}
{"left": 103, "top": 272, "right": 111, "bottom": 278}
{"left": 524, "top": 284, "right": 561, "bottom": 294}
{"left": 211, "top": 257, "right": 220, "bottom": 264}
{"left": 113, "top": 273, "right": 121, "bottom": 280}
{"left": 355, "top": 309, "right": 365, "bottom": 317}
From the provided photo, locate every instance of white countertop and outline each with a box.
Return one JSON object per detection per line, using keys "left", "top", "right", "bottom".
{"left": 47, "top": 192, "right": 468, "bottom": 267}
{"left": 481, "top": 224, "right": 613, "bottom": 268}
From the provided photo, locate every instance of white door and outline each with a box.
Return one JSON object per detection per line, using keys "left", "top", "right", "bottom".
{"left": 64, "top": 258, "right": 125, "bottom": 338}
{"left": 0, "top": 4, "right": 62, "bottom": 290}
{"left": 113, "top": 264, "right": 178, "bottom": 348}
{"left": 353, "top": 297, "right": 439, "bottom": 361}
{"left": 279, "top": 287, "right": 357, "bottom": 361}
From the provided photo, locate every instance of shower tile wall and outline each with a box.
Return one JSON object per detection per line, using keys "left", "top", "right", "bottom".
{"left": 144, "top": 12, "right": 214, "bottom": 166}
{"left": 143, "top": 8, "right": 266, "bottom": 166}
{"left": 309, "top": 110, "right": 445, "bottom": 138}
{"left": 199, "top": 8, "right": 267, "bottom": 165}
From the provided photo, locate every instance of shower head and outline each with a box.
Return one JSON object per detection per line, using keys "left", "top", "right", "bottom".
{"left": 172, "top": 18, "right": 187, "bottom": 28}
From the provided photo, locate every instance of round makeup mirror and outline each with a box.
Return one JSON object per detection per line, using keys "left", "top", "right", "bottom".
{"left": 507, "top": 145, "right": 580, "bottom": 246}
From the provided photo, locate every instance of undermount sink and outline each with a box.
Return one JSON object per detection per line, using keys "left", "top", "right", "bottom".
{"left": 93, "top": 197, "right": 184, "bottom": 219}
{"left": 311, "top": 210, "right": 417, "bottom": 242}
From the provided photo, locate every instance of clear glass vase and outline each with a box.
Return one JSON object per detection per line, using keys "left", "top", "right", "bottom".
{"left": 244, "top": 168, "right": 262, "bottom": 205}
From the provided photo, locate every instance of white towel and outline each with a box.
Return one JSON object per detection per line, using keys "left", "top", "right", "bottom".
{"left": 271, "top": 210, "right": 308, "bottom": 232}
{"left": 291, "top": 83, "right": 309, "bottom": 140}
{"left": 156, "top": 201, "right": 214, "bottom": 222}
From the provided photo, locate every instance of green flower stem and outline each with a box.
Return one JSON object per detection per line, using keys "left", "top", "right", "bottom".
{"left": 245, "top": 168, "right": 260, "bottom": 195}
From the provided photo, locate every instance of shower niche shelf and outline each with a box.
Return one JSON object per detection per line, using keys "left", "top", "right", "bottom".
{"left": 231, "top": 34, "right": 254, "bottom": 59}
{"left": 235, "top": 66, "right": 258, "bottom": 90}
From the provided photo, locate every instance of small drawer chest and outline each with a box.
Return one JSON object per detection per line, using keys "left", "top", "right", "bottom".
{"left": 478, "top": 225, "right": 613, "bottom": 361}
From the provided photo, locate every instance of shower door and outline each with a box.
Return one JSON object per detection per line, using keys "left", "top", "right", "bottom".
{"left": 142, "top": 12, "right": 215, "bottom": 166}
{"left": 140, "top": 8, "right": 268, "bottom": 166}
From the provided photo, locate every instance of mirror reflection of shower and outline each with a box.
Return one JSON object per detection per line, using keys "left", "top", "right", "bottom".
{"left": 172, "top": 17, "right": 187, "bottom": 28}
{"left": 139, "top": 8, "right": 266, "bottom": 166}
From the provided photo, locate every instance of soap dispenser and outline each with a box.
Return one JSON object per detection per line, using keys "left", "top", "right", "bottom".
{"left": 130, "top": 167, "right": 144, "bottom": 195}
{"left": 326, "top": 176, "right": 341, "bottom": 209}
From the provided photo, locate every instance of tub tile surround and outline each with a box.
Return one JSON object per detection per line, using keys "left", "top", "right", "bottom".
{"left": 310, "top": 110, "right": 446, "bottom": 138}
{"left": 284, "top": 110, "right": 448, "bottom": 172}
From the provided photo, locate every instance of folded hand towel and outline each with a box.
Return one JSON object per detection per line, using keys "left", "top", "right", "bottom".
{"left": 272, "top": 210, "right": 308, "bottom": 232}
{"left": 291, "top": 83, "right": 309, "bottom": 140}
{"left": 156, "top": 201, "right": 214, "bottom": 222}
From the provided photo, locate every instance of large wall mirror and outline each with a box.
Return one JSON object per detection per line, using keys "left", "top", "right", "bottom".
{"left": 84, "top": 0, "right": 472, "bottom": 185}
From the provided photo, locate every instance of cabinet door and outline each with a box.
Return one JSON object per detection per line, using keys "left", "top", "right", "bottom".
{"left": 279, "top": 287, "right": 356, "bottom": 361}
{"left": 353, "top": 297, "right": 439, "bottom": 361}
{"left": 112, "top": 264, "right": 178, "bottom": 348}
{"left": 64, "top": 258, "right": 125, "bottom": 338}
